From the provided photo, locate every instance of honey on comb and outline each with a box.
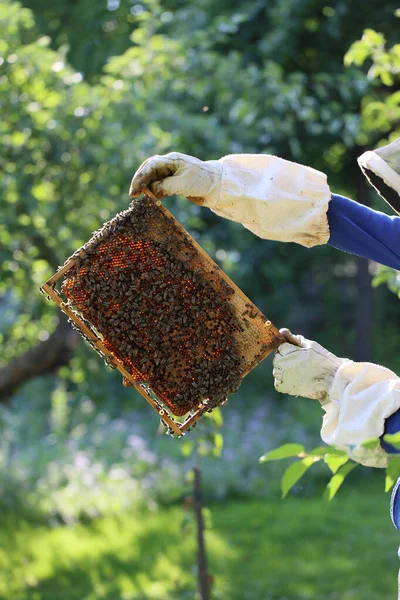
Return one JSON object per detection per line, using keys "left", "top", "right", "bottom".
{"left": 61, "top": 195, "right": 246, "bottom": 416}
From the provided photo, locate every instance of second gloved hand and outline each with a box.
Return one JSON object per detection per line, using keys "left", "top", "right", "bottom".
{"left": 273, "top": 329, "right": 347, "bottom": 401}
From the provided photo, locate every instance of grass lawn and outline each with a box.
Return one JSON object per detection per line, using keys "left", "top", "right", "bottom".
{"left": 0, "top": 478, "right": 398, "bottom": 600}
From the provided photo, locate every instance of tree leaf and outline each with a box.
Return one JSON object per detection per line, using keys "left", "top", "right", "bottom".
{"left": 385, "top": 457, "right": 400, "bottom": 492}
{"left": 382, "top": 433, "right": 400, "bottom": 450}
{"left": 205, "top": 407, "right": 223, "bottom": 428}
{"left": 361, "top": 437, "right": 380, "bottom": 449}
{"left": 323, "top": 462, "right": 358, "bottom": 502}
{"left": 324, "top": 454, "right": 349, "bottom": 474}
{"left": 212, "top": 432, "right": 223, "bottom": 457}
{"left": 281, "top": 457, "right": 316, "bottom": 499}
{"left": 260, "top": 443, "right": 305, "bottom": 463}
{"left": 381, "top": 70, "right": 394, "bottom": 86}
{"left": 181, "top": 440, "right": 194, "bottom": 458}
{"left": 363, "top": 28, "right": 386, "bottom": 48}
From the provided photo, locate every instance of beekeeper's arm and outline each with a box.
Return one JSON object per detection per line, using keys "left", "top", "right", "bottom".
{"left": 130, "top": 152, "right": 400, "bottom": 466}
{"left": 273, "top": 330, "right": 400, "bottom": 468}
{"left": 130, "top": 152, "right": 400, "bottom": 269}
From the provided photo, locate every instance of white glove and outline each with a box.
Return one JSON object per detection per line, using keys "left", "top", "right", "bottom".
{"left": 130, "top": 151, "right": 331, "bottom": 247}
{"left": 129, "top": 152, "right": 222, "bottom": 205}
{"left": 273, "top": 329, "right": 345, "bottom": 401}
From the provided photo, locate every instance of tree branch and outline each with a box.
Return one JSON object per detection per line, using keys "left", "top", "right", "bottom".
{"left": 0, "top": 317, "right": 79, "bottom": 401}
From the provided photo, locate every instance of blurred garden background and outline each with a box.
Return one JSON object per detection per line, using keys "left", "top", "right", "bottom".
{"left": 1, "top": 0, "right": 400, "bottom": 598}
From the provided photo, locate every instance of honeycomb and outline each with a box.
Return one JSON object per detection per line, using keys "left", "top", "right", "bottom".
{"left": 60, "top": 195, "right": 281, "bottom": 417}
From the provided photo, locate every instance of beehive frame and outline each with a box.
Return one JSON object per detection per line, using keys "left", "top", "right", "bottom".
{"left": 41, "top": 188, "right": 284, "bottom": 436}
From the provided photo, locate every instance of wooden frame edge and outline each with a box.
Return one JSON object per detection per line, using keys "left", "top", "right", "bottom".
{"left": 40, "top": 188, "right": 284, "bottom": 436}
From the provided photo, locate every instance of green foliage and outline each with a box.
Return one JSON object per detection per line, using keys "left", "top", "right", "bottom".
{"left": 281, "top": 456, "right": 318, "bottom": 499}
{"left": 195, "top": 409, "right": 225, "bottom": 459}
{"left": 372, "top": 265, "right": 400, "bottom": 297}
{"left": 259, "top": 443, "right": 305, "bottom": 462}
{"left": 385, "top": 456, "right": 400, "bottom": 492}
{"left": 345, "top": 27, "right": 400, "bottom": 86}
{"left": 383, "top": 432, "right": 400, "bottom": 450}
{"left": 263, "top": 435, "right": 400, "bottom": 499}
{"left": 261, "top": 443, "right": 357, "bottom": 501}
{"left": 178, "top": 408, "right": 224, "bottom": 463}
{"left": 1, "top": 1, "right": 125, "bottom": 362}
{"left": 323, "top": 462, "right": 358, "bottom": 502}
{"left": 324, "top": 452, "right": 349, "bottom": 474}
{"left": 0, "top": 388, "right": 186, "bottom": 522}
{"left": 345, "top": 20, "right": 400, "bottom": 135}
{"left": 360, "top": 437, "right": 381, "bottom": 449}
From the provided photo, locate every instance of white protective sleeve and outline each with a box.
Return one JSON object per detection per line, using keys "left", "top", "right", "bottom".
{"left": 207, "top": 154, "right": 331, "bottom": 248}
{"left": 322, "top": 361, "right": 400, "bottom": 467}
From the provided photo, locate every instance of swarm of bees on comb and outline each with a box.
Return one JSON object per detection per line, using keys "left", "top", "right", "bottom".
{"left": 41, "top": 191, "right": 283, "bottom": 436}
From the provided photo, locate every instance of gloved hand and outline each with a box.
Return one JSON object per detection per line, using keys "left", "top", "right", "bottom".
{"left": 129, "top": 152, "right": 222, "bottom": 205}
{"left": 129, "top": 151, "right": 331, "bottom": 247}
{"left": 273, "top": 328, "right": 346, "bottom": 401}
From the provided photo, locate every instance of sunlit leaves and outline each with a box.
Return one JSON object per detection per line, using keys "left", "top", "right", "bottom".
{"left": 31, "top": 181, "right": 55, "bottom": 202}
{"left": 205, "top": 407, "right": 223, "bottom": 429}
{"left": 51, "top": 383, "right": 69, "bottom": 435}
{"left": 179, "top": 408, "right": 224, "bottom": 461}
{"left": 262, "top": 436, "right": 400, "bottom": 501}
{"left": 383, "top": 433, "right": 400, "bottom": 451}
{"left": 180, "top": 440, "right": 194, "bottom": 458}
{"left": 385, "top": 457, "right": 400, "bottom": 492}
{"left": 260, "top": 443, "right": 358, "bottom": 501}
{"left": 344, "top": 29, "right": 386, "bottom": 68}
{"left": 324, "top": 453, "right": 349, "bottom": 474}
{"left": 281, "top": 456, "right": 318, "bottom": 499}
{"left": 345, "top": 21, "right": 400, "bottom": 136}
{"left": 259, "top": 443, "right": 305, "bottom": 463}
{"left": 212, "top": 432, "right": 224, "bottom": 457}
{"left": 361, "top": 437, "right": 381, "bottom": 450}
{"left": 0, "top": 1, "right": 35, "bottom": 43}
{"left": 0, "top": 0, "right": 133, "bottom": 361}
{"left": 323, "top": 462, "right": 357, "bottom": 502}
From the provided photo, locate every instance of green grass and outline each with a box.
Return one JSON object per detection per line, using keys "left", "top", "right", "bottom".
{"left": 0, "top": 479, "right": 398, "bottom": 600}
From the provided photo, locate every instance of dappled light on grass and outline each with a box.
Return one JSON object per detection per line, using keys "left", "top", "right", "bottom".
{"left": 0, "top": 482, "right": 398, "bottom": 600}
{"left": 0, "top": 506, "right": 233, "bottom": 599}
{"left": 209, "top": 487, "right": 399, "bottom": 599}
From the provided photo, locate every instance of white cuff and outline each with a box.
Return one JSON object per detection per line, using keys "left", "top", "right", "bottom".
{"left": 320, "top": 361, "right": 400, "bottom": 468}
{"left": 209, "top": 154, "right": 331, "bottom": 248}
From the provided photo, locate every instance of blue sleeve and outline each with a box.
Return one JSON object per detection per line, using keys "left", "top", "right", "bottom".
{"left": 328, "top": 194, "right": 400, "bottom": 270}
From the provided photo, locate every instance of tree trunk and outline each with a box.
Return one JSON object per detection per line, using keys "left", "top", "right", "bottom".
{"left": 0, "top": 317, "right": 79, "bottom": 400}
